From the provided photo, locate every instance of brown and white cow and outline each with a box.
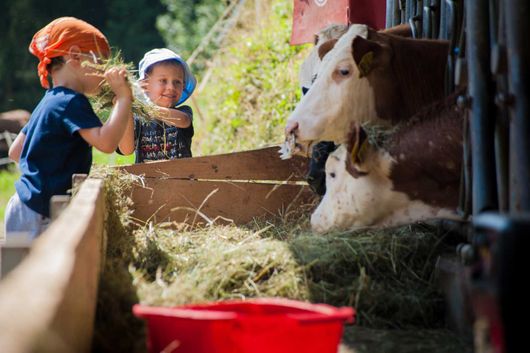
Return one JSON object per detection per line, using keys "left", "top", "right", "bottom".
{"left": 311, "top": 93, "right": 463, "bottom": 233}
{"left": 285, "top": 24, "right": 449, "bottom": 148}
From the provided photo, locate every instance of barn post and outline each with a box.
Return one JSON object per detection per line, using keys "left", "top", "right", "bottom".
{"left": 466, "top": 0, "right": 498, "bottom": 214}
{"left": 489, "top": 0, "right": 510, "bottom": 212}
{"left": 386, "top": 0, "right": 395, "bottom": 28}
{"left": 505, "top": 0, "right": 530, "bottom": 211}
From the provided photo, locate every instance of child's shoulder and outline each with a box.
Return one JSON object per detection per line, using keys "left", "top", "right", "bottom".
{"left": 43, "top": 87, "right": 88, "bottom": 106}
{"left": 176, "top": 105, "right": 193, "bottom": 116}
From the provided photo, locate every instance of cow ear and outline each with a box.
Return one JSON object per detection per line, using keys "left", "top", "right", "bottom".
{"left": 313, "top": 34, "right": 320, "bottom": 45}
{"left": 352, "top": 36, "right": 383, "bottom": 77}
{"left": 318, "top": 39, "right": 338, "bottom": 60}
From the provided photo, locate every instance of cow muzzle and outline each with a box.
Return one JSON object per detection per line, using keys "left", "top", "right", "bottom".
{"left": 280, "top": 121, "right": 313, "bottom": 159}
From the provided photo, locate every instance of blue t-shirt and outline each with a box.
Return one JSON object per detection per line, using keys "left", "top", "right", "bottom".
{"left": 134, "top": 105, "right": 194, "bottom": 163}
{"left": 15, "top": 87, "right": 102, "bottom": 217}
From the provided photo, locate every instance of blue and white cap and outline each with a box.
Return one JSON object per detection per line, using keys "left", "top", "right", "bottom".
{"left": 138, "top": 48, "right": 197, "bottom": 105}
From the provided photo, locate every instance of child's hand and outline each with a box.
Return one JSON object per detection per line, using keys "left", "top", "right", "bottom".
{"left": 105, "top": 68, "right": 132, "bottom": 101}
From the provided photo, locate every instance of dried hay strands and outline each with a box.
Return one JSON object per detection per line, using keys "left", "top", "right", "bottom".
{"left": 84, "top": 51, "right": 158, "bottom": 122}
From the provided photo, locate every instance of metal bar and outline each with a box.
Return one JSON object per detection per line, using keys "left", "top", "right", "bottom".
{"left": 444, "top": 0, "right": 457, "bottom": 93}
{"left": 439, "top": 0, "right": 447, "bottom": 39}
{"left": 458, "top": 109, "right": 472, "bottom": 218}
{"left": 466, "top": 0, "right": 498, "bottom": 214}
{"left": 414, "top": 0, "right": 423, "bottom": 37}
{"left": 393, "top": 0, "right": 402, "bottom": 26}
{"left": 505, "top": 0, "right": 530, "bottom": 211}
{"left": 386, "top": 0, "right": 395, "bottom": 28}
{"left": 423, "top": 1, "right": 432, "bottom": 38}
{"left": 405, "top": 0, "right": 413, "bottom": 21}
{"left": 431, "top": 0, "right": 440, "bottom": 38}
{"left": 491, "top": 0, "right": 510, "bottom": 212}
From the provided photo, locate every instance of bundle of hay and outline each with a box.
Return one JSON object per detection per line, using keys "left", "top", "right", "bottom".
{"left": 84, "top": 52, "right": 158, "bottom": 121}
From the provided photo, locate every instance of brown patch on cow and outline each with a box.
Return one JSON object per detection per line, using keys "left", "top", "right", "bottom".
{"left": 388, "top": 90, "right": 465, "bottom": 208}
{"left": 318, "top": 39, "right": 338, "bottom": 60}
{"left": 381, "top": 23, "right": 413, "bottom": 37}
{"left": 353, "top": 29, "right": 450, "bottom": 125}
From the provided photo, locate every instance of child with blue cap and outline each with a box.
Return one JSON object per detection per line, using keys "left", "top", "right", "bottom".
{"left": 119, "top": 48, "right": 197, "bottom": 162}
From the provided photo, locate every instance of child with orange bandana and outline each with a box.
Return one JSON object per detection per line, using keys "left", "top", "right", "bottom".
{"left": 4, "top": 17, "right": 132, "bottom": 239}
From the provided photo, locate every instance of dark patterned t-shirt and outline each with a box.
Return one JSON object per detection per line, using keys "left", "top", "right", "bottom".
{"left": 134, "top": 105, "right": 194, "bottom": 163}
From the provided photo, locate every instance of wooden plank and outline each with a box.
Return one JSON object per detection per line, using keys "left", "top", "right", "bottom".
{"left": 0, "top": 179, "right": 104, "bottom": 353}
{"left": 120, "top": 146, "right": 310, "bottom": 181}
{"left": 131, "top": 179, "right": 316, "bottom": 226}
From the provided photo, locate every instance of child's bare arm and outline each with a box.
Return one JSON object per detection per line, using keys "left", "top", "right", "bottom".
{"left": 79, "top": 68, "right": 133, "bottom": 153}
{"left": 117, "top": 111, "right": 135, "bottom": 155}
{"left": 8, "top": 132, "right": 26, "bottom": 162}
{"left": 153, "top": 106, "right": 191, "bottom": 128}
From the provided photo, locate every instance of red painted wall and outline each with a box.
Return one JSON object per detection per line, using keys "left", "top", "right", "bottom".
{"left": 291, "top": 0, "right": 386, "bottom": 45}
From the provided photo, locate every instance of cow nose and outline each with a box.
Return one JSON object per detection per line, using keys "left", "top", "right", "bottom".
{"left": 285, "top": 121, "right": 299, "bottom": 137}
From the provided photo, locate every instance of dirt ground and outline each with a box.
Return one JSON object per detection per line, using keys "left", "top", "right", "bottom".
{"left": 339, "top": 326, "right": 473, "bottom": 353}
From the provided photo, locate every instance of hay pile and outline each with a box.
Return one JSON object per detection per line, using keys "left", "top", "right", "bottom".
{"left": 85, "top": 52, "right": 158, "bottom": 121}
{"left": 91, "top": 167, "right": 452, "bottom": 352}
{"left": 128, "top": 222, "right": 447, "bottom": 329}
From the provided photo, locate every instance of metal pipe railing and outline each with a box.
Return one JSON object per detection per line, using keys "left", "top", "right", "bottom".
{"left": 505, "top": 0, "right": 530, "bottom": 211}
{"left": 466, "top": 0, "right": 498, "bottom": 214}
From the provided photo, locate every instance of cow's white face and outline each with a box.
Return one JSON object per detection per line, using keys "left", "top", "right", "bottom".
{"left": 310, "top": 144, "right": 396, "bottom": 233}
{"left": 287, "top": 25, "right": 381, "bottom": 146}
{"left": 310, "top": 144, "right": 453, "bottom": 234}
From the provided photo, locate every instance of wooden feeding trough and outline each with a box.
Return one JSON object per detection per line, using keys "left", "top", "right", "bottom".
{"left": 121, "top": 146, "right": 313, "bottom": 226}
{"left": 0, "top": 146, "right": 312, "bottom": 353}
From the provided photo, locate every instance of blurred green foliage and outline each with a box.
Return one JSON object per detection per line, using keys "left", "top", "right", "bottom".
{"left": 157, "top": 0, "right": 230, "bottom": 64}
{"left": 0, "top": 167, "right": 19, "bottom": 221}
{"left": 192, "top": 0, "right": 310, "bottom": 155}
{"left": 0, "top": 0, "right": 164, "bottom": 112}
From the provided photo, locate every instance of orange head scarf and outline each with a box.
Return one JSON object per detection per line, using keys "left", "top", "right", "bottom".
{"left": 29, "top": 17, "right": 111, "bottom": 89}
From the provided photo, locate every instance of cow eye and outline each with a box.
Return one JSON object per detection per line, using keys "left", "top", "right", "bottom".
{"left": 330, "top": 172, "right": 336, "bottom": 178}
{"left": 339, "top": 68, "right": 350, "bottom": 76}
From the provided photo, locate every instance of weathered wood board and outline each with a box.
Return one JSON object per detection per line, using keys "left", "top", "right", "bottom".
{"left": 121, "top": 146, "right": 315, "bottom": 225}
{"left": 0, "top": 179, "right": 105, "bottom": 353}
{"left": 131, "top": 179, "right": 313, "bottom": 225}
{"left": 121, "top": 146, "right": 309, "bottom": 181}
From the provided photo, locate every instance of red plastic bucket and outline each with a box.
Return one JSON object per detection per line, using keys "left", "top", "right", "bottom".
{"left": 133, "top": 298, "right": 355, "bottom": 353}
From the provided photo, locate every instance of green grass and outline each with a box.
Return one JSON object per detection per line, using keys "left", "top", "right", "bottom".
{"left": 0, "top": 167, "right": 19, "bottom": 221}
{"left": 191, "top": 0, "right": 311, "bottom": 155}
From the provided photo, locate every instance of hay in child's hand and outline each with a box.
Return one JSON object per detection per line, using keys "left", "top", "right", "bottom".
{"left": 85, "top": 51, "right": 158, "bottom": 122}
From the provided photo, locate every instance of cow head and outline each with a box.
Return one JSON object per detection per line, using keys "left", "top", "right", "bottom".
{"left": 286, "top": 25, "right": 393, "bottom": 151}
{"left": 310, "top": 128, "right": 396, "bottom": 233}
{"left": 286, "top": 25, "right": 449, "bottom": 152}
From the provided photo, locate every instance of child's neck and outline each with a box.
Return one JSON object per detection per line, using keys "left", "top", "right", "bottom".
{"left": 50, "top": 67, "right": 85, "bottom": 94}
